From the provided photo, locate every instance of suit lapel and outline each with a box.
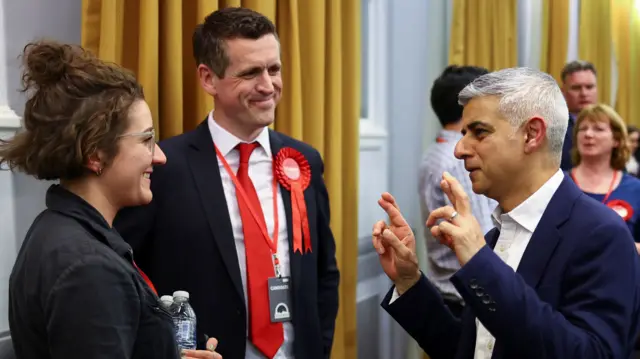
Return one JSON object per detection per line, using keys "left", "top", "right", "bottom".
{"left": 187, "top": 120, "right": 245, "bottom": 301}
{"left": 269, "top": 130, "right": 303, "bottom": 291}
{"left": 516, "top": 176, "right": 579, "bottom": 288}
{"left": 485, "top": 228, "right": 501, "bottom": 249}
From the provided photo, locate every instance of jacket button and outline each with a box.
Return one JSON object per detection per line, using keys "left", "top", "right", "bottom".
{"left": 470, "top": 279, "right": 478, "bottom": 289}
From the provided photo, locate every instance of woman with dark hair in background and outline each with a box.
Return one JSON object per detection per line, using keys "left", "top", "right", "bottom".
{"left": 1, "top": 41, "right": 220, "bottom": 359}
{"left": 627, "top": 125, "right": 640, "bottom": 176}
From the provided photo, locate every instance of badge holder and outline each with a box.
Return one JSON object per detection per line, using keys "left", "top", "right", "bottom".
{"left": 268, "top": 254, "right": 293, "bottom": 323}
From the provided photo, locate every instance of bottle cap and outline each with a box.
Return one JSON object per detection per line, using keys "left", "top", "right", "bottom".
{"left": 173, "top": 290, "right": 189, "bottom": 299}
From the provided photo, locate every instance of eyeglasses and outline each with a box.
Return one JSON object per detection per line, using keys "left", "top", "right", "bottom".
{"left": 118, "top": 129, "right": 156, "bottom": 155}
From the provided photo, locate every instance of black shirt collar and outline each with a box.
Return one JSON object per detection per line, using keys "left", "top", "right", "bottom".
{"left": 45, "top": 184, "right": 132, "bottom": 259}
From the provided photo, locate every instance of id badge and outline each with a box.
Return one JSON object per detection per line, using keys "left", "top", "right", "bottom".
{"left": 268, "top": 276, "right": 293, "bottom": 322}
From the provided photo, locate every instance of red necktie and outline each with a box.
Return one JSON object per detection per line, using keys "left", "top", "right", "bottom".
{"left": 235, "top": 142, "right": 283, "bottom": 358}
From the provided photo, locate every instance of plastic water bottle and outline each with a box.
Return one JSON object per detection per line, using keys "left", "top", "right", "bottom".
{"left": 159, "top": 295, "right": 173, "bottom": 310}
{"left": 172, "top": 290, "right": 197, "bottom": 350}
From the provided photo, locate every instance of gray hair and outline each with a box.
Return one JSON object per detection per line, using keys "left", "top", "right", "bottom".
{"left": 458, "top": 67, "right": 568, "bottom": 165}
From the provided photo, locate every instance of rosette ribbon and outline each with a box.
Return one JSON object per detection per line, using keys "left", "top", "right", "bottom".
{"left": 606, "top": 199, "right": 634, "bottom": 222}
{"left": 274, "top": 147, "right": 312, "bottom": 253}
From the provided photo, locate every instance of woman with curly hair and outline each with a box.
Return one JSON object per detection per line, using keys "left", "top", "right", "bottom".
{"left": 1, "top": 41, "right": 220, "bottom": 359}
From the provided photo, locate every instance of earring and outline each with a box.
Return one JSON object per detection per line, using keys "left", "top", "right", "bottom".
{"left": 95, "top": 167, "right": 103, "bottom": 176}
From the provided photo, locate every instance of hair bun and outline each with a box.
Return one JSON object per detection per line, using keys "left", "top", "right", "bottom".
{"left": 22, "top": 41, "right": 81, "bottom": 89}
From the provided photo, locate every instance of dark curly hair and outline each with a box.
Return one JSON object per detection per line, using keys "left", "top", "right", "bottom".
{"left": 0, "top": 40, "right": 144, "bottom": 180}
{"left": 192, "top": 7, "right": 278, "bottom": 77}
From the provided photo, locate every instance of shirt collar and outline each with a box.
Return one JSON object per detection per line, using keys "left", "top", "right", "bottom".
{"left": 208, "top": 111, "right": 272, "bottom": 157}
{"left": 492, "top": 169, "right": 565, "bottom": 232}
{"left": 46, "top": 184, "right": 132, "bottom": 259}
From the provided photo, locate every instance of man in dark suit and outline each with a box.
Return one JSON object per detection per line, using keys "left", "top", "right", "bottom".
{"left": 372, "top": 68, "right": 640, "bottom": 358}
{"left": 114, "top": 7, "right": 339, "bottom": 359}
{"left": 559, "top": 60, "right": 598, "bottom": 171}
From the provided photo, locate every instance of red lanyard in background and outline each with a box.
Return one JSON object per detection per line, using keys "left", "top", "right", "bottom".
{"left": 571, "top": 170, "right": 618, "bottom": 204}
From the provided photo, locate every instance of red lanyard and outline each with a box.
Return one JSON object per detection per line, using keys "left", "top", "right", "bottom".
{"left": 214, "top": 144, "right": 281, "bottom": 273}
{"left": 571, "top": 170, "right": 618, "bottom": 204}
{"left": 133, "top": 261, "right": 157, "bottom": 296}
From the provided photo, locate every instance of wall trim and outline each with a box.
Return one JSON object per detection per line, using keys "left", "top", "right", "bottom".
{"left": 360, "top": 0, "right": 390, "bottom": 134}
{"left": 369, "top": 0, "right": 390, "bottom": 130}
{"left": 356, "top": 274, "right": 390, "bottom": 302}
{"left": 0, "top": 106, "right": 21, "bottom": 170}
{"left": 359, "top": 119, "right": 387, "bottom": 138}
{"left": 0, "top": 106, "right": 21, "bottom": 130}
{"left": 0, "top": 331, "right": 13, "bottom": 359}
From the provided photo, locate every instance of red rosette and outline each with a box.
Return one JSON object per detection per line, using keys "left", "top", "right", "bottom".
{"left": 274, "top": 147, "right": 312, "bottom": 254}
{"left": 606, "top": 199, "right": 634, "bottom": 222}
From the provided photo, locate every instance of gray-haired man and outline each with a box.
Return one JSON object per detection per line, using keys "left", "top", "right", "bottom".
{"left": 374, "top": 67, "right": 640, "bottom": 359}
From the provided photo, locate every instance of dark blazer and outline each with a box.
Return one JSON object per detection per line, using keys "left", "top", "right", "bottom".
{"left": 560, "top": 113, "right": 576, "bottom": 171}
{"left": 382, "top": 176, "right": 640, "bottom": 359}
{"left": 114, "top": 120, "right": 340, "bottom": 359}
{"left": 10, "top": 185, "right": 179, "bottom": 359}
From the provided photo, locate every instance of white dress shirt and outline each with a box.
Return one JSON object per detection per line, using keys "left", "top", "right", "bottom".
{"left": 473, "top": 169, "right": 564, "bottom": 358}
{"left": 208, "top": 112, "right": 294, "bottom": 359}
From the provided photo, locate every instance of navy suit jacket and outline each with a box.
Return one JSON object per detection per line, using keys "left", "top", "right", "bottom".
{"left": 382, "top": 176, "right": 640, "bottom": 359}
{"left": 114, "top": 120, "right": 340, "bottom": 359}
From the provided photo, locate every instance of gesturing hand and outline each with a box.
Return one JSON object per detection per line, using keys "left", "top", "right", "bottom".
{"left": 181, "top": 338, "right": 223, "bottom": 359}
{"left": 426, "top": 172, "right": 486, "bottom": 266}
{"left": 372, "top": 193, "right": 420, "bottom": 294}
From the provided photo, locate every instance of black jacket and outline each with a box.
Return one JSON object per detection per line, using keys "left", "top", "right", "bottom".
{"left": 9, "top": 185, "right": 179, "bottom": 359}
{"left": 560, "top": 113, "right": 575, "bottom": 171}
